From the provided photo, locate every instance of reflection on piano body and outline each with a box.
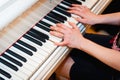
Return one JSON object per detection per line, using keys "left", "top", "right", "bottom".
{"left": 0, "top": 0, "right": 112, "bottom": 80}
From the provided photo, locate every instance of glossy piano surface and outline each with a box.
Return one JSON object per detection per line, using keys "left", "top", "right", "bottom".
{"left": 0, "top": 0, "right": 112, "bottom": 80}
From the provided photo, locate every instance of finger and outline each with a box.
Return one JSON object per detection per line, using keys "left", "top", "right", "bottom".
{"left": 68, "top": 22, "right": 78, "bottom": 29}
{"left": 74, "top": 17, "right": 86, "bottom": 23}
{"left": 56, "top": 23, "right": 70, "bottom": 31}
{"left": 71, "top": 4, "right": 82, "bottom": 7}
{"left": 54, "top": 41, "right": 67, "bottom": 46}
{"left": 50, "top": 31, "right": 64, "bottom": 38}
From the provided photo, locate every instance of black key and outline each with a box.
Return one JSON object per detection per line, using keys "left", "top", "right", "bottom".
{"left": 35, "top": 23, "right": 50, "bottom": 32}
{"left": 57, "top": 5, "right": 69, "bottom": 11}
{"left": 61, "top": 0, "right": 72, "bottom": 7}
{"left": 54, "top": 6, "right": 71, "bottom": 17}
{"left": 2, "top": 54, "right": 22, "bottom": 67}
{"left": 13, "top": 44, "right": 33, "bottom": 56}
{"left": 31, "top": 29, "right": 49, "bottom": 40}
{"left": 27, "top": 30, "right": 46, "bottom": 42}
{"left": 6, "top": 49, "right": 27, "bottom": 62}
{"left": 23, "top": 34, "right": 43, "bottom": 46}
{"left": 39, "top": 20, "right": 51, "bottom": 28}
{"left": 81, "top": 0, "right": 85, "bottom": 2}
{"left": 17, "top": 40, "right": 37, "bottom": 52}
{"left": 0, "top": 68, "right": 12, "bottom": 79}
{"left": 64, "top": 0, "right": 82, "bottom": 5}
{"left": 48, "top": 11, "right": 66, "bottom": 22}
{"left": 0, "top": 58, "right": 18, "bottom": 71}
{"left": 44, "top": 16, "right": 60, "bottom": 23}
{"left": 47, "top": 15, "right": 63, "bottom": 23}
{"left": 0, "top": 77, "right": 5, "bottom": 80}
{"left": 29, "top": 28, "right": 49, "bottom": 40}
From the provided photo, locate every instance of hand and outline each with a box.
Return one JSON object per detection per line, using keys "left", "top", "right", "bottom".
{"left": 68, "top": 4, "right": 99, "bottom": 25}
{"left": 50, "top": 22, "right": 85, "bottom": 49}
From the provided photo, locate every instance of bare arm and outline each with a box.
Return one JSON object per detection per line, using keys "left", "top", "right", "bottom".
{"left": 97, "top": 12, "right": 120, "bottom": 25}
{"left": 50, "top": 22, "right": 120, "bottom": 71}
{"left": 68, "top": 4, "right": 120, "bottom": 25}
{"left": 50, "top": 5, "right": 120, "bottom": 71}
{"left": 80, "top": 37, "right": 120, "bottom": 71}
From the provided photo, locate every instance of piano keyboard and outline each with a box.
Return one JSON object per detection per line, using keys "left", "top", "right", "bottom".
{"left": 0, "top": 0, "right": 112, "bottom": 80}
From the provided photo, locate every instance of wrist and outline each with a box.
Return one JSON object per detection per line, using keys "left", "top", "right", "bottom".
{"left": 76, "top": 37, "right": 88, "bottom": 50}
{"left": 94, "top": 15, "right": 104, "bottom": 25}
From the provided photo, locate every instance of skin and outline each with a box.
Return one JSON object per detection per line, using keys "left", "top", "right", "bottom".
{"left": 50, "top": 4, "right": 120, "bottom": 79}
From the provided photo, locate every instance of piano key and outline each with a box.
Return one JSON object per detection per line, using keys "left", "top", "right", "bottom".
{"left": 43, "top": 40, "right": 57, "bottom": 53}
{"left": 56, "top": 3, "right": 79, "bottom": 24}
{"left": 0, "top": 57, "right": 18, "bottom": 71}
{"left": 40, "top": 41, "right": 57, "bottom": 54}
{"left": 13, "top": 43, "right": 33, "bottom": 56}
{"left": 48, "top": 11, "right": 66, "bottom": 23}
{"left": 0, "top": 63, "right": 27, "bottom": 80}
{"left": 44, "top": 16, "right": 60, "bottom": 24}
{"left": 39, "top": 20, "right": 51, "bottom": 28}
{"left": 82, "top": 0, "right": 85, "bottom": 1}
{"left": 42, "top": 18, "right": 55, "bottom": 26}
{"left": 30, "top": 28, "right": 49, "bottom": 40}
{"left": 2, "top": 53, "right": 22, "bottom": 67}
{"left": 52, "top": 9, "right": 78, "bottom": 27}
{"left": 48, "top": 11, "right": 67, "bottom": 21}
{"left": 1, "top": 55, "right": 33, "bottom": 77}
{"left": 0, "top": 68, "right": 11, "bottom": 79}
{"left": 23, "top": 34, "right": 43, "bottom": 46}
{"left": 58, "top": 1, "right": 70, "bottom": 9}
{"left": 10, "top": 45, "right": 45, "bottom": 63}
{"left": 15, "top": 43, "right": 46, "bottom": 61}
{"left": 18, "top": 44, "right": 48, "bottom": 61}
{"left": 35, "top": 23, "right": 50, "bottom": 32}
{"left": 54, "top": 6, "right": 71, "bottom": 17}
{"left": 17, "top": 40, "right": 37, "bottom": 52}
{"left": 0, "top": 74, "right": 8, "bottom": 80}
{"left": 19, "top": 37, "right": 57, "bottom": 68}
{"left": 46, "top": 15, "right": 64, "bottom": 25}
{"left": 33, "top": 26, "right": 62, "bottom": 42}
{"left": 64, "top": 0, "right": 82, "bottom": 5}
{"left": 27, "top": 30, "right": 46, "bottom": 43}
{"left": 57, "top": 4, "right": 69, "bottom": 11}
{"left": 20, "top": 36, "right": 56, "bottom": 55}
{"left": 21, "top": 37, "right": 48, "bottom": 55}
{"left": 60, "top": 0, "right": 72, "bottom": 7}
{"left": 58, "top": 2, "right": 84, "bottom": 28}
{"left": 6, "top": 49, "right": 27, "bottom": 62}
{"left": 5, "top": 51, "right": 41, "bottom": 75}
{"left": 9, "top": 46, "right": 45, "bottom": 74}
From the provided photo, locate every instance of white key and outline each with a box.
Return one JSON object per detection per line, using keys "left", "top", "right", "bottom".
{"left": 16, "top": 42, "right": 46, "bottom": 61}
{"left": 20, "top": 37, "right": 54, "bottom": 57}
{"left": 42, "top": 18, "right": 56, "bottom": 26}
{"left": 0, "top": 73, "right": 11, "bottom": 80}
{"left": 43, "top": 40, "right": 57, "bottom": 53}
{"left": 5, "top": 52, "right": 35, "bottom": 73}
{"left": 20, "top": 37, "right": 57, "bottom": 70}
{"left": 33, "top": 26, "right": 62, "bottom": 42}
{"left": 9, "top": 46, "right": 40, "bottom": 65}
{"left": 9, "top": 47, "right": 44, "bottom": 75}
{"left": 0, "top": 62, "right": 27, "bottom": 80}
{"left": 80, "top": 0, "right": 98, "bottom": 9}
{"left": 59, "top": 3, "right": 69, "bottom": 9}
{"left": 0, "top": 56, "right": 31, "bottom": 77}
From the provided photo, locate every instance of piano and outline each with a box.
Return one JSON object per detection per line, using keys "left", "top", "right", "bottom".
{"left": 0, "top": 0, "right": 112, "bottom": 80}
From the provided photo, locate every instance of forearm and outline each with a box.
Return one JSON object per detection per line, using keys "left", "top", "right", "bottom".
{"left": 95, "top": 12, "right": 120, "bottom": 25}
{"left": 79, "top": 38, "right": 120, "bottom": 71}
